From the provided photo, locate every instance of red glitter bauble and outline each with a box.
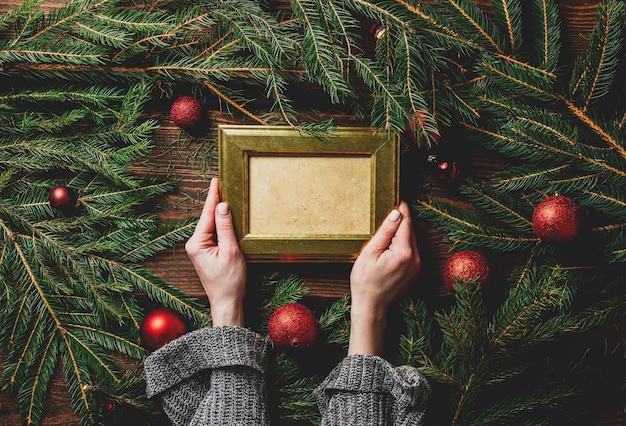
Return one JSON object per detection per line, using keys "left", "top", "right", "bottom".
{"left": 267, "top": 303, "right": 318, "bottom": 349}
{"left": 532, "top": 195, "right": 581, "bottom": 243}
{"left": 443, "top": 250, "right": 491, "bottom": 289}
{"left": 169, "top": 96, "right": 202, "bottom": 129}
{"left": 48, "top": 185, "right": 75, "bottom": 211}
{"left": 140, "top": 307, "right": 188, "bottom": 351}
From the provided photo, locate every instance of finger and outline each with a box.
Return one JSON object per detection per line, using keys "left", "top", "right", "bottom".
{"left": 392, "top": 203, "right": 421, "bottom": 276}
{"left": 214, "top": 202, "right": 240, "bottom": 251}
{"left": 193, "top": 178, "right": 219, "bottom": 237}
{"left": 390, "top": 202, "right": 417, "bottom": 252}
{"left": 362, "top": 208, "right": 403, "bottom": 256}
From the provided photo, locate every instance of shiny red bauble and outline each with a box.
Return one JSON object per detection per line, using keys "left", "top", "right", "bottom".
{"left": 169, "top": 96, "right": 202, "bottom": 129}
{"left": 365, "top": 22, "right": 387, "bottom": 56}
{"left": 532, "top": 195, "right": 581, "bottom": 243}
{"left": 140, "top": 307, "right": 188, "bottom": 351}
{"left": 48, "top": 185, "right": 75, "bottom": 211}
{"left": 443, "top": 250, "right": 491, "bottom": 289}
{"left": 267, "top": 303, "right": 318, "bottom": 349}
{"left": 427, "top": 154, "right": 461, "bottom": 184}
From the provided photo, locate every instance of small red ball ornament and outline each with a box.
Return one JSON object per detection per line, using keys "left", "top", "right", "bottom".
{"left": 532, "top": 195, "right": 581, "bottom": 242}
{"left": 365, "top": 22, "right": 387, "bottom": 56}
{"left": 169, "top": 96, "right": 202, "bottom": 129}
{"left": 267, "top": 303, "right": 318, "bottom": 349}
{"left": 140, "top": 307, "right": 188, "bottom": 351}
{"left": 443, "top": 250, "right": 491, "bottom": 289}
{"left": 427, "top": 154, "right": 461, "bottom": 184}
{"left": 49, "top": 185, "right": 75, "bottom": 211}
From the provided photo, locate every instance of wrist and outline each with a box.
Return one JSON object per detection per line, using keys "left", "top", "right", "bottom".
{"left": 210, "top": 302, "right": 244, "bottom": 327}
{"left": 347, "top": 308, "right": 387, "bottom": 356}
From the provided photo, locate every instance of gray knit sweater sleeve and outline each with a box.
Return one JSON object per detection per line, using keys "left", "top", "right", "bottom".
{"left": 314, "top": 355, "right": 430, "bottom": 426}
{"left": 144, "top": 326, "right": 270, "bottom": 425}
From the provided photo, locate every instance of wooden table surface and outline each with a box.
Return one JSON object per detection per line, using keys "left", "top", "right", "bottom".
{"left": 1, "top": 0, "right": 625, "bottom": 424}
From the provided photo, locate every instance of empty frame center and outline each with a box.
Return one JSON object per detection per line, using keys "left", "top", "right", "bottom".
{"left": 248, "top": 155, "right": 371, "bottom": 235}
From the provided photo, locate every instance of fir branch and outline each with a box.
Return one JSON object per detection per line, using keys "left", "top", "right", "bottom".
{"left": 445, "top": 0, "right": 503, "bottom": 53}
{"left": 59, "top": 337, "right": 97, "bottom": 425}
{"left": 475, "top": 52, "right": 558, "bottom": 102}
{"left": 576, "top": 296, "right": 626, "bottom": 330}
{"left": 0, "top": 0, "right": 41, "bottom": 33}
{"left": 488, "top": 269, "right": 575, "bottom": 350}
{"left": 415, "top": 197, "right": 482, "bottom": 232}
{"left": 103, "top": 261, "right": 210, "bottom": 324}
{"left": 20, "top": 330, "right": 58, "bottom": 426}
{"left": 397, "top": 297, "right": 432, "bottom": 367}
{"left": 569, "top": 0, "right": 625, "bottom": 112}
{"left": 436, "top": 281, "right": 488, "bottom": 365}
{"left": 317, "top": 294, "right": 349, "bottom": 331}
{"left": 67, "top": 323, "right": 145, "bottom": 359}
{"left": 460, "top": 181, "right": 534, "bottom": 232}
{"left": 491, "top": 0, "right": 523, "bottom": 54}
{"left": 530, "top": 0, "right": 561, "bottom": 71}
{"left": 580, "top": 187, "right": 626, "bottom": 221}
{"left": 259, "top": 274, "right": 309, "bottom": 326}
{"left": 291, "top": 0, "right": 352, "bottom": 104}
{"left": 275, "top": 377, "right": 321, "bottom": 423}
{"left": 559, "top": 96, "right": 626, "bottom": 158}
{"left": 492, "top": 163, "right": 570, "bottom": 192}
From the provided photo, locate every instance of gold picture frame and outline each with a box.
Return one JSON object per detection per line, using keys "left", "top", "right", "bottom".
{"left": 218, "top": 125, "right": 399, "bottom": 263}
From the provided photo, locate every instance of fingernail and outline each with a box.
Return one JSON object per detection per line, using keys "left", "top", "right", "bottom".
{"left": 388, "top": 209, "right": 401, "bottom": 222}
{"left": 217, "top": 202, "right": 229, "bottom": 215}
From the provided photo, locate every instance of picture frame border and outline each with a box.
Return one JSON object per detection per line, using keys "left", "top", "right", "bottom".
{"left": 218, "top": 125, "right": 399, "bottom": 263}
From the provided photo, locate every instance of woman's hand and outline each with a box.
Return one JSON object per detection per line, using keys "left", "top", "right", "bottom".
{"left": 185, "top": 178, "right": 247, "bottom": 327}
{"left": 348, "top": 201, "right": 421, "bottom": 356}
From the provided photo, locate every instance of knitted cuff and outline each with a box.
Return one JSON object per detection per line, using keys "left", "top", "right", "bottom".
{"left": 315, "top": 355, "right": 430, "bottom": 410}
{"left": 144, "top": 326, "right": 270, "bottom": 398}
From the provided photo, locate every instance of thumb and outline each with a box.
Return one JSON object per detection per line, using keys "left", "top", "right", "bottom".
{"left": 214, "top": 202, "right": 239, "bottom": 250}
{"left": 362, "top": 209, "right": 402, "bottom": 256}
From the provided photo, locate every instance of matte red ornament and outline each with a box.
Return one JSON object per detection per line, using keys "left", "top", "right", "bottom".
{"left": 169, "top": 96, "right": 202, "bottom": 129}
{"left": 48, "top": 185, "right": 75, "bottom": 211}
{"left": 532, "top": 195, "right": 581, "bottom": 242}
{"left": 443, "top": 250, "right": 491, "bottom": 289}
{"left": 140, "top": 307, "right": 188, "bottom": 351}
{"left": 267, "top": 303, "right": 318, "bottom": 349}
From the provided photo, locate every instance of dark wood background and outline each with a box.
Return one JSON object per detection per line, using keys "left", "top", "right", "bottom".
{"left": 1, "top": 0, "right": 625, "bottom": 424}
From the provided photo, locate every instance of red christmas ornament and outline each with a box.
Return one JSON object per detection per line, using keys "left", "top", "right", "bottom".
{"left": 370, "top": 22, "right": 386, "bottom": 43}
{"left": 105, "top": 402, "right": 115, "bottom": 412}
{"left": 140, "top": 307, "right": 188, "bottom": 351}
{"left": 365, "top": 22, "right": 387, "bottom": 56}
{"left": 169, "top": 96, "right": 202, "bottom": 129}
{"left": 48, "top": 185, "right": 75, "bottom": 211}
{"left": 443, "top": 250, "right": 491, "bottom": 289}
{"left": 406, "top": 110, "right": 441, "bottom": 146}
{"left": 532, "top": 195, "right": 581, "bottom": 242}
{"left": 427, "top": 154, "right": 461, "bottom": 184}
{"left": 267, "top": 303, "right": 318, "bottom": 349}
